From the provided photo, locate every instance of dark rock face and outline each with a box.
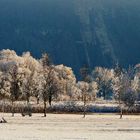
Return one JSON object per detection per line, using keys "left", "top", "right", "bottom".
{"left": 0, "top": 0, "right": 140, "bottom": 76}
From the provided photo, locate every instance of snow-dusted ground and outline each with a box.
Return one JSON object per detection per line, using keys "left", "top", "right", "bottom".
{"left": 0, "top": 113, "right": 140, "bottom": 140}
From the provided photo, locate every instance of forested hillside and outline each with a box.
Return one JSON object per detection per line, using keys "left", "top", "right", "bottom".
{"left": 0, "top": 0, "right": 140, "bottom": 76}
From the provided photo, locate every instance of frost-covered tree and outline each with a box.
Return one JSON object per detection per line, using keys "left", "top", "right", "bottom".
{"left": 133, "top": 64, "right": 140, "bottom": 101}
{"left": 40, "top": 53, "right": 60, "bottom": 117}
{"left": 55, "top": 64, "right": 77, "bottom": 100}
{"left": 32, "top": 73, "right": 42, "bottom": 105}
{"left": 0, "top": 50, "right": 42, "bottom": 116}
{"left": 88, "top": 81, "right": 98, "bottom": 101}
{"left": 0, "top": 71, "right": 10, "bottom": 100}
{"left": 80, "top": 66, "right": 91, "bottom": 101}
{"left": 93, "top": 67, "right": 114, "bottom": 100}
{"left": 0, "top": 71, "right": 10, "bottom": 113}
{"left": 22, "top": 71, "right": 34, "bottom": 112}
{"left": 79, "top": 66, "right": 98, "bottom": 117}
{"left": 8, "top": 64, "right": 23, "bottom": 116}
{"left": 113, "top": 67, "right": 137, "bottom": 119}
{"left": 21, "top": 52, "right": 41, "bottom": 115}
{"left": 77, "top": 81, "right": 89, "bottom": 118}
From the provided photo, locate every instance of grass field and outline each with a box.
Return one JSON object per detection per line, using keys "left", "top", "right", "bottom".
{"left": 0, "top": 113, "right": 140, "bottom": 140}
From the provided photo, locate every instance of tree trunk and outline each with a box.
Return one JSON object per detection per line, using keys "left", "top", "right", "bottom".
{"left": 2, "top": 99, "right": 5, "bottom": 113}
{"left": 81, "top": 95, "right": 84, "bottom": 101}
{"left": 103, "top": 91, "right": 106, "bottom": 100}
{"left": 119, "top": 94, "right": 123, "bottom": 119}
{"left": 37, "top": 98, "right": 39, "bottom": 104}
{"left": 27, "top": 98, "right": 30, "bottom": 107}
{"left": 83, "top": 94, "right": 86, "bottom": 118}
{"left": 44, "top": 101, "right": 47, "bottom": 117}
{"left": 49, "top": 94, "right": 52, "bottom": 107}
{"left": 27, "top": 98, "right": 31, "bottom": 117}
{"left": 103, "top": 89, "right": 107, "bottom": 100}
{"left": 12, "top": 101, "right": 14, "bottom": 117}
{"left": 120, "top": 105, "right": 123, "bottom": 119}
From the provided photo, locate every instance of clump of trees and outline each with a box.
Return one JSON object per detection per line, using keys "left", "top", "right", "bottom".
{"left": 0, "top": 50, "right": 80, "bottom": 117}
{"left": 0, "top": 49, "right": 140, "bottom": 118}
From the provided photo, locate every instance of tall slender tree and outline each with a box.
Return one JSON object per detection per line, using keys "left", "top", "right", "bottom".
{"left": 40, "top": 53, "right": 60, "bottom": 117}
{"left": 80, "top": 65, "right": 91, "bottom": 118}
{"left": 9, "top": 65, "right": 23, "bottom": 116}
{"left": 113, "top": 66, "right": 137, "bottom": 119}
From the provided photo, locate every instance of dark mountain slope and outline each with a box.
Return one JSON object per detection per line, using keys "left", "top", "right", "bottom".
{"left": 0, "top": 0, "right": 140, "bottom": 76}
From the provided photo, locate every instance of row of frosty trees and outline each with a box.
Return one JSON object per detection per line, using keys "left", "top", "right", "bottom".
{"left": 0, "top": 49, "right": 140, "bottom": 118}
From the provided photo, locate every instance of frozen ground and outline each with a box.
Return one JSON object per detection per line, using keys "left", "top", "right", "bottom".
{"left": 0, "top": 113, "right": 140, "bottom": 140}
